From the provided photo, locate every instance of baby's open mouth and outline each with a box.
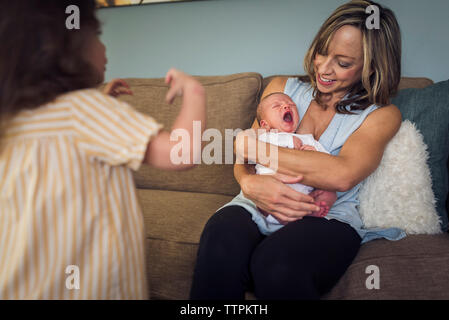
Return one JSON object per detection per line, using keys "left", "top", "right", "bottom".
{"left": 283, "top": 111, "right": 293, "bottom": 123}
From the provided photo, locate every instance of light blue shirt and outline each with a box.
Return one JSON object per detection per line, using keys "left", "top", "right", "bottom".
{"left": 221, "top": 78, "right": 406, "bottom": 244}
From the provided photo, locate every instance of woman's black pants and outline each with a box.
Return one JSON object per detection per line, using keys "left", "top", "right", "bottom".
{"left": 190, "top": 205, "right": 361, "bottom": 300}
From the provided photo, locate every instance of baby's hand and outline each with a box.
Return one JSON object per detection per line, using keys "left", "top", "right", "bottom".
{"left": 300, "top": 144, "right": 316, "bottom": 151}
{"left": 103, "top": 79, "right": 133, "bottom": 97}
{"left": 292, "top": 136, "right": 303, "bottom": 150}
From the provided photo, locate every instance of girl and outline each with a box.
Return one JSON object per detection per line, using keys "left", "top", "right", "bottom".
{"left": 0, "top": 0, "right": 206, "bottom": 299}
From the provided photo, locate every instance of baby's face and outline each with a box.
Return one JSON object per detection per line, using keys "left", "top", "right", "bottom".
{"left": 259, "top": 93, "right": 300, "bottom": 133}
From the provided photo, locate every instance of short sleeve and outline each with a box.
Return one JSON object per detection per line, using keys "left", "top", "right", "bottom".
{"left": 69, "top": 89, "right": 163, "bottom": 171}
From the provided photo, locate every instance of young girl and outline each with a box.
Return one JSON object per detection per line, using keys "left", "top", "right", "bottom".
{"left": 0, "top": 0, "right": 206, "bottom": 299}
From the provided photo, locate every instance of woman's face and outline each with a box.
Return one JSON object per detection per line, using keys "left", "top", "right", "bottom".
{"left": 313, "top": 25, "right": 364, "bottom": 97}
{"left": 83, "top": 30, "right": 107, "bottom": 85}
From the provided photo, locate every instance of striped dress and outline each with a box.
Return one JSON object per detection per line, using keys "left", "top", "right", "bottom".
{"left": 0, "top": 89, "right": 162, "bottom": 299}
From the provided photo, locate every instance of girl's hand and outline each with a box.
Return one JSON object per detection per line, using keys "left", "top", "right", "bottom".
{"left": 103, "top": 79, "right": 133, "bottom": 97}
{"left": 165, "top": 68, "right": 203, "bottom": 104}
{"left": 240, "top": 174, "right": 321, "bottom": 224}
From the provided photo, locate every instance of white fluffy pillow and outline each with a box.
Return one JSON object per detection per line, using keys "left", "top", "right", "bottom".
{"left": 359, "top": 120, "right": 442, "bottom": 234}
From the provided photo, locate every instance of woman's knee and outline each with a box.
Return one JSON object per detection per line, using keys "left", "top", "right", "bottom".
{"left": 191, "top": 207, "right": 264, "bottom": 299}
{"left": 198, "top": 206, "right": 262, "bottom": 258}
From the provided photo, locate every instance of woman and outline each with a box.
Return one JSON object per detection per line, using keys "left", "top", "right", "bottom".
{"left": 190, "top": 0, "right": 406, "bottom": 300}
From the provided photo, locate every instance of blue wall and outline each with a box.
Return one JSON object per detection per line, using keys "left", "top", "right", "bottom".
{"left": 98, "top": 0, "right": 449, "bottom": 83}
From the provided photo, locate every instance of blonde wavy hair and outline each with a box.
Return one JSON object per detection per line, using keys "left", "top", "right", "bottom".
{"left": 302, "top": 0, "right": 401, "bottom": 113}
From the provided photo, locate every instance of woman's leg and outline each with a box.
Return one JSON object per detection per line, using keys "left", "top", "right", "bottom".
{"left": 250, "top": 216, "right": 361, "bottom": 300}
{"left": 190, "top": 206, "right": 264, "bottom": 300}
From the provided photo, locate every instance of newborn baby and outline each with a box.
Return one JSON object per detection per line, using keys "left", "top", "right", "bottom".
{"left": 256, "top": 92, "right": 337, "bottom": 225}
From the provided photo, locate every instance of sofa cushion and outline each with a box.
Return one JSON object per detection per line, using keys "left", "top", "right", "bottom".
{"left": 119, "top": 73, "right": 262, "bottom": 197}
{"left": 397, "top": 77, "right": 434, "bottom": 90}
{"left": 137, "top": 188, "right": 234, "bottom": 299}
{"left": 145, "top": 238, "right": 196, "bottom": 300}
{"left": 392, "top": 80, "right": 449, "bottom": 232}
{"left": 137, "top": 188, "right": 233, "bottom": 243}
{"left": 323, "top": 234, "right": 449, "bottom": 299}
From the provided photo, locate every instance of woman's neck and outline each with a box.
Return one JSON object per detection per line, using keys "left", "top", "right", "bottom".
{"left": 318, "top": 91, "right": 347, "bottom": 110}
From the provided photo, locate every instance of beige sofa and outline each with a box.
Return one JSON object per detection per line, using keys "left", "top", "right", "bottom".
{"left": 115, "top": 73, "right": 449, "bottom": 300}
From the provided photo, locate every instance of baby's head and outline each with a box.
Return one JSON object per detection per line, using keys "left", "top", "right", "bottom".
{"left": 257, "top": 92, "right": 300, "bottom": 133}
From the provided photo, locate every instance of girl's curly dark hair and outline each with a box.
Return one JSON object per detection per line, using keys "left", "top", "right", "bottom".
{"left": 0, "top": 0, "right": 101, "bottom": 125}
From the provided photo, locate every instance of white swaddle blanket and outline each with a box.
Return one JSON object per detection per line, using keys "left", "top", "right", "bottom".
{"left": 256, "top": 132, "right": 329, "bottom": 225}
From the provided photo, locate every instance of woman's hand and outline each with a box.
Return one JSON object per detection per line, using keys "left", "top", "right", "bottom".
{"left": 240, "top": 174, "right": 321, "bottom": 224}
{"left": 103, "top": 78, "right": 133, "bottom": 97}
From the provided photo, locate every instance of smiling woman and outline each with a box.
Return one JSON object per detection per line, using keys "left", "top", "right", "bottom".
{"left": 191, "top": 0, "right": 405, "bottom": 300}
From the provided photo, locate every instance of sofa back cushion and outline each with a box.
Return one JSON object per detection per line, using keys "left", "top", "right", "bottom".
{"left": 118, "top": 73, "right": 262, "bottom": 196}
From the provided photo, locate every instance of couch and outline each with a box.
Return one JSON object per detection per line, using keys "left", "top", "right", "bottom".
{"left": 115, "top": 72, "right": 449, "bottom": 300}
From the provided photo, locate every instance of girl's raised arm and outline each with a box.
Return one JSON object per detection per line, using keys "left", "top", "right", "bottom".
{"left": 144, "top": 69, "right": 206, "bottom": 170}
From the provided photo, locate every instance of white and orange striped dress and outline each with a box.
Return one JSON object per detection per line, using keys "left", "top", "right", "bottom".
{"left": 0, "top": 89, "right": 162, "bottom": 299}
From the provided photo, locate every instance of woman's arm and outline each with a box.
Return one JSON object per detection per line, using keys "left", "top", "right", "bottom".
{"left": 237, "top": 103, "right": 402, "bottom": 192}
